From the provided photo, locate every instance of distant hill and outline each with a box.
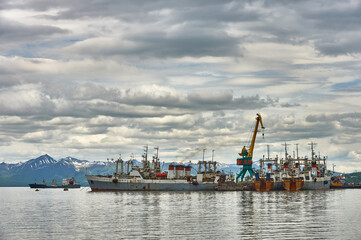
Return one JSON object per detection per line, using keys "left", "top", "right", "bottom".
{"left": 0, "top": 154, "right": 242, "bottom": 187}
{"left": 344, "top": 172, "right": 361, "bottom": 183}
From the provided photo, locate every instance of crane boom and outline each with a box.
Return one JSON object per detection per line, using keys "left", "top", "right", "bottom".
{"left": 247, "top": 113, "right": 265, "bottom": 158}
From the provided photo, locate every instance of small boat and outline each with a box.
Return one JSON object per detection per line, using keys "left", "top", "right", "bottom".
{"left": 331, "top": 174, "right": 346, "bottom": 187}
{"left": 330, "top": 175, "right": 361, "bottom": 188}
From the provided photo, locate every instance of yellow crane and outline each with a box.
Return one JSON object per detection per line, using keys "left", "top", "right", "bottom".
{"left": 236, "top": 113, "right": 265, "bottom": 182}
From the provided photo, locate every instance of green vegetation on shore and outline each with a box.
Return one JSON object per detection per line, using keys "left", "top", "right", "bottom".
{"left": 344, "top": 172, "right": 361, "bottom": 184}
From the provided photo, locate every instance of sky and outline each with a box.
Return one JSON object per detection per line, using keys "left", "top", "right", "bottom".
{"left": 1, "top": 0, "right": 361, "bottom": 172}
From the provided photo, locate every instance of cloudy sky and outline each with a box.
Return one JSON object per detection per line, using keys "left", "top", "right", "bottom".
{"left": 1, "top": 0, "right": 361, "bottom": 172}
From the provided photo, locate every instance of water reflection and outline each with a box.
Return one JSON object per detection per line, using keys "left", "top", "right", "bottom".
{"left": 0, "top": 188, "right": 361, "bottom": 239}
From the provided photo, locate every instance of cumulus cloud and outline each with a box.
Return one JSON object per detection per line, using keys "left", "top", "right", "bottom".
{"left": 0, "top": 0, "right": 361, "bottom": 172}
{"left": 0, "top": 82, "right": 275, "bottom": 119}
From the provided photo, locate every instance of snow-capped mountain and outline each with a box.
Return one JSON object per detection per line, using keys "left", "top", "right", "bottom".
{"left": 11, "top": 154, "right": 57, "bottom": 173}
{"left": 58, "top": 157, "right": 95, "bottom": 171}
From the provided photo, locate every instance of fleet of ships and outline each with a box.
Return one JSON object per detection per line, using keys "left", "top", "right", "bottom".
{"left": 86, "top": 114, "right": 335, "bottom": 192}
{"left": 30, "top": 113, "right": 355, "bottom": 192}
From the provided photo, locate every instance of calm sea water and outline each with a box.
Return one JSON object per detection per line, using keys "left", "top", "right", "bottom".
{"left": 0, "top": 187, "right": 360, "bottom": 240}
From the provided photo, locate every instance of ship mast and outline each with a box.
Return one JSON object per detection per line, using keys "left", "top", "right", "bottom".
{"left": 142, "top": 145, "right": 150, "bottom": 177}
{"left": 283, "top": 142, "right": 290, "bottom": 160}
{"left": 153, "top": 146, "right": 160, "bottom": 174}
{"left": 308, "top": 142, "right": 317, "bottom": 160}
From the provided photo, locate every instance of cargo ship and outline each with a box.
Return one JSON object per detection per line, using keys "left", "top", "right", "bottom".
{"left": 86, "top": 146, "right": 219, "bottom": 191}
{"left": 29, "top": 177, "right": 80, "bottom": 189}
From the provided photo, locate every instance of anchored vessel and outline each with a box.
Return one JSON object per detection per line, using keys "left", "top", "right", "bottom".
{"left": 29, "top": 178, "right": 80, "bottom": 189}
{"left": 86, "top": 146, "right": 220, "bottom": 191}
{"left": 258, "top": 142, "right": 331, "bottom": 190}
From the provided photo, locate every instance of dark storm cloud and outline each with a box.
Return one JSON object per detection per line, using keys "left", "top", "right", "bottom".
{"left": 315, "top": 38, "right": 361, "bottom": 56}
{"left": 0, "top": 81, "right": 276, "bottom": 120}
{"left": 3, "top": 0, "right": 253, "bottom": 58}
{"left": 0, "top": 18, "right": 68, "bottom": 43}
{"left": 10, "top": 0, "right": 256, "bottom": 22}
{"left": 306, "top": 112, "right": 361, "bottom": 128}
{"left": 125, "top": 28, "right": 242, "bottom": 58}
{"left": 305, "top": 112, "right": 361, "bottom": 144}
{"left": 260, "top": 115, "right": 336, "bottom": 144}
{"left": 306, "top": 112, "right": 361, "bottom": 123}
{"left": 70, "top": 29, "right": 242, "bottom": 58}
{"left": 270, "top": 122, "right": 334, "bottom": 141}
{"left": 119, "top": 88, "right": 276, "bottom": 111}
{"left": 281, "top": 103, "right": 301, "bottom": 108}
{"left": 4, "top": 0, "right": 361, "bottom": 57}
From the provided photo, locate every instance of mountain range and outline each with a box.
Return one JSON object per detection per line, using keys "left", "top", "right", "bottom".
{"left": 0, "top": 154, "right": 242, "bottom": 186}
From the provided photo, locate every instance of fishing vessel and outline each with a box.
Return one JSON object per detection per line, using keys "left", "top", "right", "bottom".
{"left": 86, "top": 146, "right": 219, "bottom": 191}
{"left": 258, "top": 142, "right": 331, "bottom": 190}
{"left": 300, "top": 143, "right": 331, "bottom": 190}
{"left": 281, "top": 163, "right": 304, "bottom": 191}
{"left": 29, "top": 177, "right": 80, "bottom": 189}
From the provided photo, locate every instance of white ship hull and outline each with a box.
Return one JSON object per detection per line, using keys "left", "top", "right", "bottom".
{"left": 302, "top": 177, "right": 331, "bottom": 190}
{"left": 86, "top": 175, "right": 217, "bottom": 191}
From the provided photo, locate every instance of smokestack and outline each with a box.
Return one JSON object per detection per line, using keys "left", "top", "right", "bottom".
{"left": 267, "top": 163, "right": 272, "bottom": 173}
{"left": 311, "top": 161, "right": 317, "bottom": 176}
{"left": 167, "top": 164, "right": 175, "bottom": 179}
{"left": 176, "top": 165, "right": 185, "bottom": 178}
{"left": 283, "top": 162, "right": 289, "bottom": 172}
{"left": 295, "top": 162, "right": 300, "bottom": 175}
{"left": 185, "top": 166, "right": 191, "bottom": 177}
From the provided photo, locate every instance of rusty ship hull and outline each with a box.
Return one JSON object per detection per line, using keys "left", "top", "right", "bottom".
{"left": 282, "top": 178, "right": 304, "bottom": 191}
{"left": 252, "top": 178, "right": 274, "bottom": 191}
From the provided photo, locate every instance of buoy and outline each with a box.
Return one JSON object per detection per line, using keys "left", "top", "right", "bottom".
{"left": 35, "top": 189, "right": 39, "bottom": 191}
{"left": 64, "top": 188, "right": 68, "bottom": 191}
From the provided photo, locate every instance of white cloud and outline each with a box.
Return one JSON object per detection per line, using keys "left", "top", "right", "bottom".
{"left": 0, "top": 0, "right": 361, "bottom": 172}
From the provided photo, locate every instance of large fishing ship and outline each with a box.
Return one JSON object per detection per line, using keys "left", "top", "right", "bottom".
{"left": 258, "top": 142, "right": 331, "bottom": 190}
{"left": 86, "top": 146, "right": 220, "bottom": 191}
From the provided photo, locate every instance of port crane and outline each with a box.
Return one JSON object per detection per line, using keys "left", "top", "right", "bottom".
{"left": 236, "top": 113, "right": 265, "bottom": 182}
